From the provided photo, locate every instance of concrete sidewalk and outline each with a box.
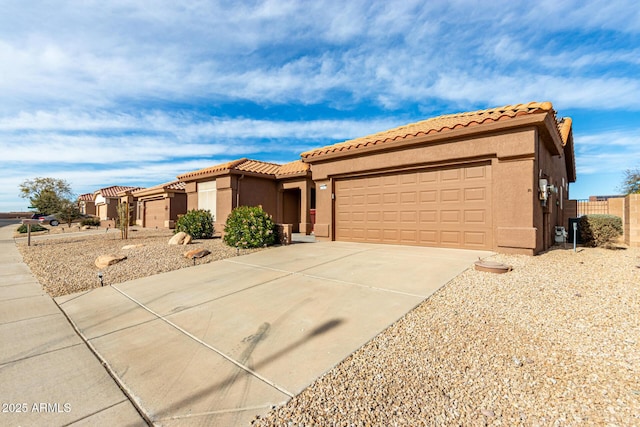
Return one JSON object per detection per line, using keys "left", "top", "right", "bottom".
{"left": 55, "top": 240, "right": 491, "bottom": 426}
{"left": 0, "top": 225, "right": 146, "bottom": 426}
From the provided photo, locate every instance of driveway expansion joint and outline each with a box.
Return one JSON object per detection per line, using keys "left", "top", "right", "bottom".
{"left": 111, "top": 284, "right": 295, "bottom": 399}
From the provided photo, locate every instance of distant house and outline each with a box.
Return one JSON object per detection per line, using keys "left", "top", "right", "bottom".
{"left": 77, "top": 193, "right": 96, "bottom": 216}
{"left": 177, "top": 158, "right": 314, "bottom": 234}
{"left": 93, "top": 186, "right": 143, "bottom": 220}
{"left": 132, "top": 181, "right": 187, "bottom": 229}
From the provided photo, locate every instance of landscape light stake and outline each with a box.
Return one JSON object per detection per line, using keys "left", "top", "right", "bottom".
{"left": 98, "top": 272, "right": 104, "bottom": 287}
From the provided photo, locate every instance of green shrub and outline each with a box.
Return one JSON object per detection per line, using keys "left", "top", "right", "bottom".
{"left": 175, "top": 209, "right": 214, "bottom": 239}
{"left": 16, "top": 223, "right": 48, "bottom": 233}
{"left": 223, "top": 206, "right": 276, "bottom": 249}
{"left": 80, "top": 217, "right": 101, "bottom": 227}
{"left": 578, "top": 214, "right": 623, "bottom": 247}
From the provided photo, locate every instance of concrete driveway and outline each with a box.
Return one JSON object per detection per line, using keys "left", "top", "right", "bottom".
{"left": 56, "top": 241, "right": 491, "bottom": 426}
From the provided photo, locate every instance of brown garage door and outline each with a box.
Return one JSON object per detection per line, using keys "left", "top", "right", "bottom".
{"left": 144, "top": 199, "right": 166, "bottom": 229}
{"left": 335, "top": 163, "right": 492, "bottom": 249}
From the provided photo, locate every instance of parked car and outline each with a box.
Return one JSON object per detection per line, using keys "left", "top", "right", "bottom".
{"left": 30, "top": 213, "right": 59, "bottom": 226}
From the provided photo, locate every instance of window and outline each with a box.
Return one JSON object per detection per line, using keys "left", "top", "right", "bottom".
{"left": 198, "top": 180, "right": 217, "bottom": 220}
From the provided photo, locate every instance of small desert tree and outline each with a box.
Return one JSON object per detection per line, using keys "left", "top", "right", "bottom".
{"left": 19, "top": 177, "right": 74, "bottom": 214}
{"left": 116, "top": 202, "right": 130, "bottom": 239}
{"left": 620, "top": 168, "right": 640, "bottom": 195}
{"left": 58, "top": 200, "right": 81, "bottom": 227}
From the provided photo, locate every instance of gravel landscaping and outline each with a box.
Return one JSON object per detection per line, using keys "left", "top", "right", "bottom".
{"left": 16, "top": 227, "right": 265, "bottom": 297}
{"left": 253, "top": 246, "right": 640, "bottom": 426}
{"left": 14, "top": 225, "right": 640, "bottom": 425}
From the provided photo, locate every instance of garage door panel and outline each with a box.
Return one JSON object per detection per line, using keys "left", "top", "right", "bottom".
{"left": 366, "top": 229, "right": 381, "bottom": 239}
{"left": 420, "top": 190, "right": 437, "bottom": 203}
{"left": 400, "top": 192, "right": 416, "bottom": 204}
{"left": 465, "top": 165, "right": 487, "bottom": 179}
{"left": 383, "top": 193, "right": 398, "bottom": 204}
{"left": 440, "top": 231, "right": 461, "bottom": 245}
{"left": 441, "top": 169, "right": 461, "bottom": 181}
{"left": 383, "top": 211, "right": 397, "bottom": 222}
{"left": 145, "top": 199, "right": 166, "bottom": 229}
{"left": 400, "top": 211, "right": 417, "bottom": 223}
{"left": 382, "top": 229, "right": 398, "bottom": 241}
{"left": 440, "top": 210, "right": 460, "bottom": 223}
{"left": 400, "top": 230, "right": 417, "bottom": 243}
{"left": 441, "top": 189, "right": 461, "bottom": 202}
{"left": 420, "top": 210, "right": 437, "bottom": 222}
{"left": 419, "top": 230, "right": 438, "bottom": 244}
{"left": 419, "top": 171, "right": 437, "bottom": 183}
{"left": 464, "top": 210, "right": 486, "bottom": 223}
{"left": 367, "top": 211, "right": 381, "bottom": 221}
{"left": 464, "top": 231, "right": 487, "bottom": 246}
{"left": 464, "top": 187, "right": 486, "bottom": 201}
{"left": 335, "top": 164, "right": 492, "bottom": 249}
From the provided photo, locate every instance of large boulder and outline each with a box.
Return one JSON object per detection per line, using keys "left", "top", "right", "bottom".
{"left": 169, "top": 232, "right": 192, "bottom": 245}
{"left": 95, "top": 254, "right": 127, "bottom": 269}
{"left": 183, "top": 248, "right": 211, "bottom": 259}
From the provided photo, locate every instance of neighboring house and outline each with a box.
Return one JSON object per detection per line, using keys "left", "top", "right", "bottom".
{"left": 131, "top": 181, "right": 187, "bottom": 229}
{"left": 77, "top": 193, "right": 96, "bottom": 215}
{"left": 301, "top": 102, "right": 576, "bottom": 255}
{"left": 177, "top": 158, "right": 314, "bottom": 234}
{"left": 93, "top": 186, "right": 143, "bottom": 220}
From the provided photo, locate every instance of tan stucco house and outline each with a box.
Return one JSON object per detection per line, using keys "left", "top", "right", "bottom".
{"left": 131, "top": 181, "right": 187, "bottom": 229}
{"left": 93, "top": 186, "right": 143, "bottom": 220}
{"left": 302, "top": 102, "right": 576, "bottom": 255}
{"left": 77, "top": 193, "right": 96, "bottom": 216}
{"left": 177, "top": 158, "right": 314, "bottom": 234}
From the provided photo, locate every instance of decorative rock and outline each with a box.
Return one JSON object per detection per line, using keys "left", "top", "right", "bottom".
{"left": 122, "top": 244, "right": 144, "bottom": 250}
{"left": 184, "top": 248, "right": 210, "bottom": 259}
{"left": 169, "top": 232, "right": 190, "bottom": 245}
{"left": 95, "top": 254, "right": 127, "bottom": 269}
{"left": 183, "top": 234, "right": 192, "bottom": 245}
{"left": 481, "top": 409, "right": 495, "bottom": 417}
{"left": 81, "top": 225, "right": 91, "bottom": 230}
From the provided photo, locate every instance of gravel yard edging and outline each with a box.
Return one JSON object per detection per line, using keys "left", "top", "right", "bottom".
{"left": 17, "top": 228, "right": 265, "bottom": 297}
{"left": 252, "top": 247, "right": 640, "bottom": 426}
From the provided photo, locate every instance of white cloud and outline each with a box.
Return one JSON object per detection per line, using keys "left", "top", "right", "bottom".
{"left": 1, "top": 0, "right": 639, "bottom": 210}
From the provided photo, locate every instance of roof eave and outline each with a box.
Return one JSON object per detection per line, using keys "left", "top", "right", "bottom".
{"left": 302, "top": 113, "right": 553, "bottom": 163}
{"left": 275, "top": 170, "right": 312, "bottom": 180}
{"left": 177, "top": 169, "right": 234, "bottom": 182}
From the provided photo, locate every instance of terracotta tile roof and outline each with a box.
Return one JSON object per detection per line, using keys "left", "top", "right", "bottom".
{"left": 166, "top": 181, "right": 186, "bottom": 191}
{"left": 96, "top": 185, "right": 142, "bottom": 198}
{"left": 78, "top": 193, "right": 94, "bottom": 202}
{"left": 277, "top": 160, "right": 310, "bottom": 176}
{"left": 235, "top": 159, "right": 282, "bottom": 175}
{"left": 301, "top": 101, "right": 557, "bottom": 159}
{"left": 178, "top": 158, "right": 308, "bottom": 180}
{"left": 132, "top": 181, "right": 185, "bottom": 196}
{"left": 177, "top": 158, "right": 249, "bottom": 180}
{"left": 558, "top": 117, "right": 572, "bottom": 146}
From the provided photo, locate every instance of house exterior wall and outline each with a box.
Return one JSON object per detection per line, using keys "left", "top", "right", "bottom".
{"left": 533, "top": 129, "right": 572, "bottom": 253}
{"left": 80, "top": 201, "right": 96, "bottom": 216}
{"left": 183, "top": 175, "right": 280, "bottom": 233}
{"left": 237, "top": 176, "right": 278, "bottom": 219}
{"left": 625, "top": 194, "right": 640, "bottom": 247}
{"left": 279, "top": 178, "right": 314, "bottom": 234}
{"left": 136, "top": 192, "right": 187, "bottom": 229}
{"left": 309, "top": 126, "right": 570, "bottom": 254}
{"left": 169, "top": 193, "right": 187, "bottom": 228}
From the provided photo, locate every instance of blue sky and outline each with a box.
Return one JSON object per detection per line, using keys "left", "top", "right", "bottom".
{"left": 1, "top": 1, "right": 639, "bottom": 211}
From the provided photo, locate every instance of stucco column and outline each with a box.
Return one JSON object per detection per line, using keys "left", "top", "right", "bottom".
{"left": 300, "top": 181, "right": 312, "bottom": 235}
{"left": 276, "top": 186, "right": 284, "bottom": 225}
